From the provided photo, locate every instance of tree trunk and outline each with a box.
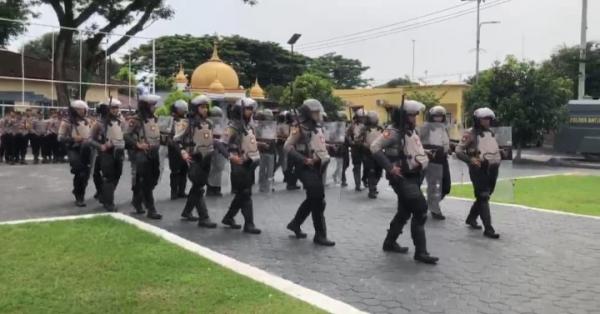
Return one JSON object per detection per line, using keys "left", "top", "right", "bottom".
{"left": 53, "top": 29, "right": 74, "bottom": 106}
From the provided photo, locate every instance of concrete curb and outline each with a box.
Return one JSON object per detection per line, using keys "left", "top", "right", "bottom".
{"left": 447, "top": 196, "right": 600, "bottom": 220}
{"left": 0, "top": 213, "right": 366, "bottom": 314}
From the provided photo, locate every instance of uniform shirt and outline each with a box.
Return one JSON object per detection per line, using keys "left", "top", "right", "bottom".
{"left": 370, "top": 126, "right": 428, "bottom": 174}
{"left": 89, "top": 117, "right": 126, "bottom": 150}
{"left": 218, "top": 120, "right": 259, "bottom": 161}
{"left": 346, "top": 122, "right": 365, "bottom": 146}
{"left": 284, "top": 121, "right": 330, "bottom": 164}
{"left": 58, "top": 117, "right": 92, "bottom": 146}
{"left": 15, "top": 117, "right": 28, "bottom": 135}
{"left": 47, "top": 118, "right": 60, "bottom": 135}
{"left": 124, "top": 114, "right": 161, "bottom": 150}
{"left": 455, "top": 127, "right": 502, "bottom": 164}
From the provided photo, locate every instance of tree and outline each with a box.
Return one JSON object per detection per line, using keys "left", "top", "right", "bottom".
{"left": 542, "top": 41, "right": 600, "bottom": 98}
{"left": 377, "top": 76, "right": 417, "bottom": 88}
{"left": 307, "top": 52, "right": 371, "bottom": 89}
{"left": 129, "top": 34, "right": 309, "bottom": 90}
{"left": 279, "top": 73, "right": 343, "bottom": 117}
{"left": 0, "top": 0, "right": 37, "bottom": 47}
{"left": 464, "top": 56, "right": 573, "bottom": 159}
{"left": 407, "top": 90, "right": 443, "bottom": 110}
{"left": 153, "top": 90, "right": 197, "bottom": 116}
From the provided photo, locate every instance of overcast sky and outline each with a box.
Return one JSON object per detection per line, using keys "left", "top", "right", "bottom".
{"left": 14, "top": 0, "right": 600, "bottom": 85}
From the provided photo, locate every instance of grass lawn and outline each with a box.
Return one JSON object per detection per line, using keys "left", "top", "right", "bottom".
{"left": 0, "top": 216, "right": 324, "bottom": 314}
{"left": 450, "top": 175, "right": 600, "bottom": 217}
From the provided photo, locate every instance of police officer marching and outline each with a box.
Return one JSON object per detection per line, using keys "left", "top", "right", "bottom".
{"left": 89, "top": 99, "right": 126, "bottom": 212}
{"left": 168, "top": 100, "right": 190, "bottom": 200}
{"left": 455, "top": 107, "right": 502, "bottom": 239}
{"left": 176, "top": 95, "right": 221, "bottom": 228}
{"left": 420, "top": 106, "right": 452, "bottom": 220}
{"left": 284, "top": 99, "right": 335, "bottom": 246}
{"left": 218, "top": 97, "right": 261, "bottom": 234}
{"left": 58, "top": 100, "right": 93, "bottom": 207}
{"left": 124, "top": 94, "right": 163, "bottom": 220}
{"left": 371, "top": 100, "right": 439, "bottom": 264}
{"left": 348, "top": 109, "right": 367, "bottom": 191}
{"left": 363, "top": 111, "right": 383, "bottom": 199}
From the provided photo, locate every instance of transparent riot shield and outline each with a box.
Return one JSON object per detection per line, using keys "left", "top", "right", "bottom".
{"left": 425, "top": 163, "right": 444, "bottom": 214}
{"left": 157, "top": 116, "right": 174, "bottom": 135}
{"left": 210, "top": 116, "right": 225, "bottom": 137}
{"left": 323, "top": 121, "right": 346, "bottom": 144}
{"left": 492, "top": 177, "right": 516, "bottom": 203}
{"left": 255, "top": 120, "right": 277, "bottom": 141}
{"left": 420, "top": 122, "right": 449, "bottom": 148}
{"left": 491, "top": 126, "right": 513, "bottom": 160}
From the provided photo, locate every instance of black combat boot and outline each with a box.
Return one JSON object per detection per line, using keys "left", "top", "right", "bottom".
{"left": 313, "top": 214, "right": 335, "bottom": 246}
{"left": 241, "top": 200, "right": 261, "bottom": 234}
{"left": 181, "top": 195, "right": 199, "bottom": 221}
{"left": 382, "top": 229, "right": 408, "bottom": 253}
{"left": 195, "top": 196, "right": 215, "bottom": 228}
{"left": 479, "top": 201, "right": 500, "bottom": 239}
{"left": 144, "top": 194, "right": 162, "bottom": 219}
{"left": 146, "top": 209, "right": 162, "bottom": 220}
{"left": 431, "top": 212, "right": 446, "bottom": 220}
{"left": 74, "top": 195, "right": 86, "bottom": 207}
{"left": 131, "top": 190, "right": 145, "bottom": 214}
{"left": 412, "top": 225, "right": 438, "bottom": 265}
{"left": 198, "top": 217, "right": 217, "bottom": 228}
{"left": 287, "top": 222, "right": 307, "bottom": 239}
{"left": 221, "top": 216, "right": 241, "bottom": 229}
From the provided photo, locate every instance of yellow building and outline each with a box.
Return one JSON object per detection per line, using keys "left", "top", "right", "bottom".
{"left": 334, "top": 84, "right": 471, "bottom": 140}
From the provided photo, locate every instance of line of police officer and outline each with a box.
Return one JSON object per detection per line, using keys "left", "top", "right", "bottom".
{"left": 0, "top": 109, "right": 65, "bottom": 165}
{"left": 56, "top": 94, "right": 505, "bottom": 265}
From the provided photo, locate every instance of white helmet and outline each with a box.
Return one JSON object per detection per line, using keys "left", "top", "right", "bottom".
{"left": 403, "top": 100, "right": 426, "bottom": 114}
{"left": 139, "top": 94, "right": 161, "bottom": 105}
{"left": 108, "top": 98, "right": 122, "bottom": 108}
{"left": 191, "top": 95, "right": 211, "bottom": 106}
{"left": 235, "top": 97, "right": 258, "bottom": 111}
{"left": 355, "top": 108, "right": 366, "bottom": 117}
{"left": 173, "top": 99, "right": 189, "bottom": 113}
{"left": 429, "top": 105, "right": 447, "bottom": 116}
{"left": 366, "top": 111, "right": 379, "bottom": 125}
{"left": 474, "top": 107, "right": 496, "bottom": 119}
{"left": 70, "top": 99, "right": 88, "bottom": 110}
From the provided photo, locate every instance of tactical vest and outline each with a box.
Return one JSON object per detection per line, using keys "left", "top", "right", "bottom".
{"left": 142, "top": 119, "right": 161, "bottom": 146}
{"left": 106, "top": 120, "right": 124, "bottom": 149}
{"left": 192, "top": 121, "right": 214, "bottom": 156}
{"left": 277, "top": 123, "right": 290, "bottom": 139}
{"left": 352, "top": 123, "right": 364, "bottom": 145}
{"left": 71, "top": 120, "right": 91, "bottom": 140}
{"left": 477, "top": 131, "right": 501, "bottom": 165}
{"left": 423, "top": 124, "right": 450, "bottom": 152}
{"left": 404, "top": 130, "right": 429, "bottom": 171}
{"left": 241, "top": 128, "right": 260, "bottom": 162}
{"left": 364, "top": 127, "right": 381, "bottom": 149}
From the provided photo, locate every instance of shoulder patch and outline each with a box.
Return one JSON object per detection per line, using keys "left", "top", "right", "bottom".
{"left": 383, "top": 130, "right": 391, "bottom": 138}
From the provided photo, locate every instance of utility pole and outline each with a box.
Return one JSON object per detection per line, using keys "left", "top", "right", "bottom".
{"left": 287, "top": 33, "right": 302, "bottom": 107}
{"left": 475, "top": 0, "right": 481, "bottom": 83}
{"left": 578, "top": 0, "right": 588, "bottom": 99}
{"left": 411, "top": 39, "right": 416, "bottom": 82}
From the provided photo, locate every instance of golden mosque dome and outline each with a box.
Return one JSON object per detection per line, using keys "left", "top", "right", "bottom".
{"left": 249, "top": 78, "right": 265, "bottom": 99}
{"left": 208, "top": 78, "right": 225, "bottom": 94}
{"left": 191, "top": 43, "right": 240, "bottom": 91}
{"left": 175, "top": 64, "right": 187, "bottom": 84}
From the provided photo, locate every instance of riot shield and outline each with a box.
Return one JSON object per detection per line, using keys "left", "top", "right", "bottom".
{"left": 425, "top": 163, "right": 444, "bottom": 214}
{"left": 492, "top": 178, "right": 515, "bottom": 203}
{"left": 420, "top": 122, "right": 449, "bottom": 147}
{"left": 33, "top": 120, "right": 48, "bottom": 135}
{"left": 491, "top": 126, "right": 513, "bottom": 160}
{"left": 255, "top": 120, "right": 277, "bottom": 140}
{"left": 210, "top": 116, "right": 225, "bottom": 137}
{"left": 323, "top": 121, "right": 346, "bottom": 144}
{"left": 157, "top": 116, "right": 174, "bottom": 135}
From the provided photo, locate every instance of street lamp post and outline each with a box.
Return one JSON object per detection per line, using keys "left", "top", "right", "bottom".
{"left": 477, "top": 21, "right": 500, "bottom": 82}
{"left": 287, "top": 33, "right": 302, "bottom": 108}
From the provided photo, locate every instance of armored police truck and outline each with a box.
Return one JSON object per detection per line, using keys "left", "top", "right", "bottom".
{"left": 555, "top": 99, "right": 600, "bottom": 160}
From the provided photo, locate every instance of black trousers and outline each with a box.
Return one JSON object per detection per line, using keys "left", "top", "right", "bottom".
{"left": 289, "top": 163, "right": 329, "bottom": 238}
{"left": 387, "top": 174, "right": 430, "bottom": 255}
{"left": 0, "top": 134, "right": 13, "bottom": 161}
{"left": 351, "top": 145, "right": 365, "bottom": 187}
{"left": 41, "top": 135, "right": 53, "bottom": 159}
{"left": 224, "top": 160, "right": 258, "bottom": 226}
{"left": 68, "top": 146, "right": 93, "bottom": 198}
{"left": 97, "top": 149, "right": 124, "bottom": 207}
{"left": 132, "top": 149, "right": 161, "bottom": 212}
{"left": 15, "top": 134, "right": 27, "bottom": 161}
{"left": 466, "top": 164, "right": 499, "bottom": 232}
{"left": 342, "top": 145, "right": 350, "bottom": 184}
{"left": 168, "top": 145, "right": 188, "bottom": 196}
{"left": 363, "top": 151, "right": 382, "bottom": 193}
{"left": 29, "top": 134, "right": 41, "bottom": 159}
{"left": 183, "top": 153, "right": 212, "bottom": 219}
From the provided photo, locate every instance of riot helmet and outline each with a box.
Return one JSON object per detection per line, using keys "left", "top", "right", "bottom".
{"left": 298, "top": 98, "right": 324, "bottom": 123}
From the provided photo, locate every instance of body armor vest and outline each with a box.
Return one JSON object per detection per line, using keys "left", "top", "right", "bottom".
{"left": 277, "top": 123, "right": 290, "bottom": 139}
{"left": 71, "top": 120, "right": 90, "bottom": 139}
{"left": 404, "top": 130, "right": 429, "bottom": 171}
{"left": 477, "top": 131, "right": 501, "bottom": 165}
{"left": 309, "top": 128, "right": 330, "bottom": 163}
{"left": 192, "top": 120, "right": 214, "bottom": 156}
{"left": 352, "top": 123, "right": 364, "bottom": 145}
{"left": 423, "top": 124, "right": 450, "bottom": 152}
{"left": 241, "top": 128, "right": 260, "bottom": 162}
{"left": 106, "top": 120, "right": 124, "bottom": 149}
{"left": 142, "top": 119, "right": 161, "bottom": 146}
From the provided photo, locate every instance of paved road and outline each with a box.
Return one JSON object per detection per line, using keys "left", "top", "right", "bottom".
{"left": 1, "top": 161, "right": 599, "bottom": 314}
